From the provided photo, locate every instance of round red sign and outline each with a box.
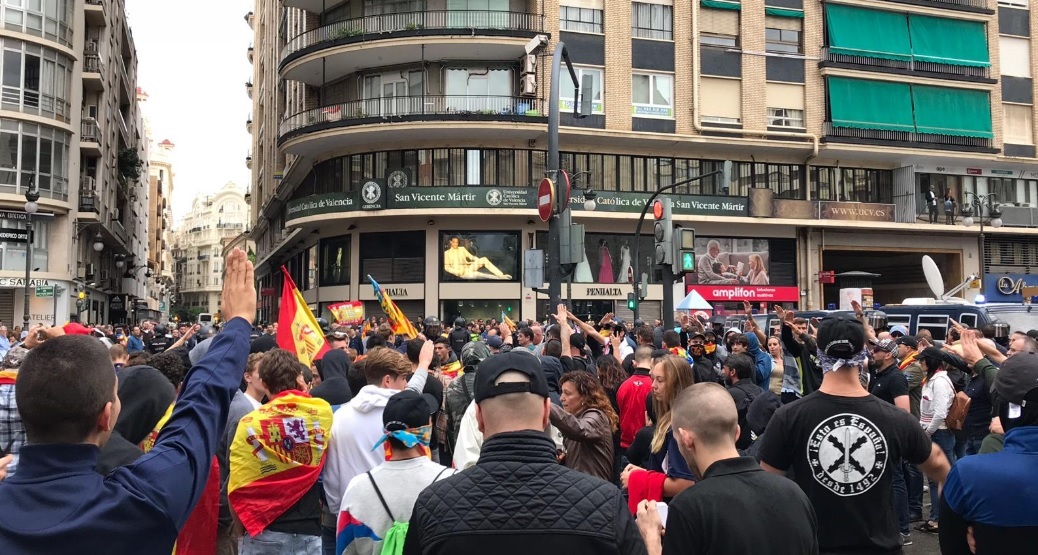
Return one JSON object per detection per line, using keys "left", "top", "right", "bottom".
{"left": 537, "top": 178, "right": 555, "bottom": 222}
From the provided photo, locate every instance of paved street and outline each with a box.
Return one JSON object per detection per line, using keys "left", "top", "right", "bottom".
{"left": 904, "top": 530, "right": 939, "bottom": 554}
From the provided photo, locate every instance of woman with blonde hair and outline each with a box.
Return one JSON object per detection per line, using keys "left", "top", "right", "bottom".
{"left": 549, "top": 371, "right": 618, "bottom": 482}
{"left": 620, "top": 355, "right": 696, "bottom": 506}
{"left": 745, "top": 253, "right": 770, "bottom": 285}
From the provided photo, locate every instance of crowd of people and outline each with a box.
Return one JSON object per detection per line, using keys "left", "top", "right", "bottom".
{"left": 0, "top": 249, "right": 1035, "bottom": 554}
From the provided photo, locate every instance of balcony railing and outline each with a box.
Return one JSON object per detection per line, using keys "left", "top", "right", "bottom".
{"left": 217, "top": 222, "right": 244, "bottom": 229}
{"left": 880, "top": 0, "right": 992, "bottom": 11}
{"left": 824, "top": 122, "right": 992, "bottom": 149}
{"left": 197, "top": 254, "right": 210, "bottom": 260}
{"left": 820, "top": 47, "right": 990, "bottom": 79}
{"left": 282, "top": 10, "right": 542, "bottom": 62}
{"left": 82, "top": 119, "right": 101, "bottom": 143}
{"left": 79, "top": 189, "right": 99, "bottom": 212}
{"left": 84, "top": 55, "right": 103, "bottom": 73}
{"left": 280, "top": 95, "right": 544, "bottom": 137}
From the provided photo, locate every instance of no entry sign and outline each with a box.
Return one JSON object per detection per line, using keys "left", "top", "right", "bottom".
{"left": 538, "top": 178, "right": 555, "bottom": 222}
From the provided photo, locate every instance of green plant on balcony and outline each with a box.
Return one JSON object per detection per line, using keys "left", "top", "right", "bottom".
{"left": 335, "top": 27, "right": 363, "bottom": 39}
{"left": 404, "top": 22, "right": 424, "bottom": 31}
{"left": 118, "top": 147, "right": 143, "bottom": 181}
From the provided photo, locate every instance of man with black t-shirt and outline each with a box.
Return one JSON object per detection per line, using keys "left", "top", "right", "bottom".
{"left": 759, "top": 315, "right": 951, "bottom": 554}
{"left": 869, "top": 338, "right": 913, "bottom": 543}
{"left": 724, "top": 353, "right": 762, "bottom": 450}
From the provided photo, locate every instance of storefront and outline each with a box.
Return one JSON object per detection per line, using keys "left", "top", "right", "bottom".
{"left": 682, "top": 235, "right": 800, "bottom": 311}
{"left": 0, "top": 277, "right": 72, "bottom": 327}
{"left": 983, "top": 273, "right": 1038, "bottom": 303}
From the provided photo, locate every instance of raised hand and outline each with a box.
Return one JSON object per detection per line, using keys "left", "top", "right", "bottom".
{"left": 220, "top": 248, "right": 257, "bottom": 324}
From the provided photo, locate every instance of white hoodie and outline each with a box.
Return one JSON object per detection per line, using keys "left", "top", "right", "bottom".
{"left": 324, "top": 368, "right": 428, "bottom": 514}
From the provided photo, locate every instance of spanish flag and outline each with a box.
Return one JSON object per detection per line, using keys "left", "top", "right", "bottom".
{"left": 277, "top": 266, "right": 330, "bottom": 366}
{"left": 441, "top": 360, "right": 463, "bottom": 379}
{"left": 369, "top": 275, "right": 419, "bottom": 339}
{"left": 228, "top": 391, "right": 334, "bottom": 537}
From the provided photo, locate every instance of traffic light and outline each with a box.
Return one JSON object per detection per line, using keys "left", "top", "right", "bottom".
{"left": 653, "top": 198, "right": 673, "bottom": 266}
{"left": 673, "top": 227, "right": 696, "bottom": 276}
{"left": 627, "top": 292, "right": 637, "bottom": 310}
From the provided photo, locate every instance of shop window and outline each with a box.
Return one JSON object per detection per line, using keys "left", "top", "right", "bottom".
{"left": 360, "top": 231, "right": 425, "bottom": 283}
{"left": 440, "top": 231, "right": 519, "bottom": 282}
{"left": 536, "top": 231, "right": 660, "bottom": 284}
{"left": 441, "top": 299, "right": 520, "bottom": 327}
{"left": 320, "top": 234, "right": 351, "bottom": 287}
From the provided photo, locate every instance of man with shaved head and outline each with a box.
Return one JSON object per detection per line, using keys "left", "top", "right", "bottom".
{"left": 636, "top": 383, "right": 817, "bottom": 555}
{"left": 404, "top": 351, "right": 646, "bottom": 554}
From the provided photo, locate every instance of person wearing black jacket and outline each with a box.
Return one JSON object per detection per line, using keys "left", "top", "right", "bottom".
{"left": 310, "top": 348, "right": 353, "bottom": 406}
{"left": 723, "top": 353, "right": 763, "bottom": 450}
{"left": 403, "top": 351, "right": 646, "bottom": 555}
{"left": 96, "top": 366, "right": 176, "bottom": 475}
{"left": 778, "top": 310, "right": 820, "bottom": 398}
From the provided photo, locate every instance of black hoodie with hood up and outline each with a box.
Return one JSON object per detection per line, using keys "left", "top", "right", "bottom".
{"left": 96, "top": 365, "right": 177, "bottom": 475}
{"left": 310, "top": 349, "right": 353, "bottom": 406}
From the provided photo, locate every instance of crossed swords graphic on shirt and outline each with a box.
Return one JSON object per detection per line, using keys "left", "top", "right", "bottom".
{"left": 826, "top": 429, "right": 869, "bottom": 480}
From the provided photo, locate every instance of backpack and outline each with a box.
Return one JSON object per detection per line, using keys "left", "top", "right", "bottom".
{"left": 367, "top": 468, "right": 449, "bottom": 555}
{"left": 448, "top": 328, "right": 469, "bottom": 356}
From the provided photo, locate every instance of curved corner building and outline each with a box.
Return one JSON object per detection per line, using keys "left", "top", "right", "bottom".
{"left": 247, "top": 0, "right": 1038, "bottom": 325}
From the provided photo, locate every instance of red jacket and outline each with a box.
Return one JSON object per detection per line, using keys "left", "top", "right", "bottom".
{"left": 616, "top": 369, "right": 653, "bottom": 449}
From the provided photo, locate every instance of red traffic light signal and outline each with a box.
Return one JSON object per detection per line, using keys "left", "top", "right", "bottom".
{"left": 653, "top": 199, "right": 665, "bottom": 220}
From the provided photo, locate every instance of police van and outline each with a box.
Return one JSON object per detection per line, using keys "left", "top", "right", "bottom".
{"left": 877, "top": 300, "right": 1036, "bottom": 341}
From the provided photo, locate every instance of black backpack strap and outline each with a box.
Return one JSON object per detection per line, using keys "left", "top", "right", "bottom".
{"left": 431, "top": 467, "right": 449, "bottom": 485}
{"left": 366, "top": 471, "right": 395, "bottom": 521}
{"left": 461, "top": 373, "right": 473, "bottom": 404}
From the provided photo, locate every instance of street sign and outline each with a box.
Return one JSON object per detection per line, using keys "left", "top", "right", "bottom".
{"left": 34, "top": 285, "right": 54, "bottom": 297}
{"left": 559, "top": 169, "right": 571, "bottom": 209}
{"left": 0, "top": 210, "right": 53, "bottom": 222}
{"left": 819, "top": 270, "right": 836, "bottom": 284}
{"left": 537, "top": 178, "right": 555, "bottom": 222}
{"left": 0, "top": 228, "right": 27, "bottom": 243}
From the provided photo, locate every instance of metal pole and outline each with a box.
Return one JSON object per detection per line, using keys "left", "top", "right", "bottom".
{"left": 547, "top": 42, "right": 579, "bottom": 321}
{"left": 978, "top": 197, "right": 985, "bottom": 295}
{"left": 23, "top": 218, "right": 31, "bottom": 330}
{"left": 631, "top": 170, "right": 722, "bottom": 322}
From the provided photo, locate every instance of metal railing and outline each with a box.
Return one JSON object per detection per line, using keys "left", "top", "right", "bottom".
{"left": 79, "top": 190, "right": 99, "bottom": 212}
{"left": 282, "top": 10, "right": 542, "bottom": 61}
{"left": 81, "top": 119, "right": 101, "bottom": 143}
{"left": 821, "top": 47, "right": 990, "bottom": 78}
{"left": 281, "top": 95, "right": 543, "bottom": 136}
{"left": 84, "top": 55, "right": 103, "bottom": 73}
{"left": 824, "top": 122, "right": 992, "bottom": 148}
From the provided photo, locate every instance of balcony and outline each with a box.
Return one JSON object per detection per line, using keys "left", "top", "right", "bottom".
{"left": 246, "top": 81, "right": 253, "bottom": 99}
{"left": 197, "top": 254, "right": 210, "bottom": 261}
{"left": 823, "top": 122, "right": 995, "bottom": 153}
{"left": 79, "top": 188, "right": 99, "bottom": 215}
{"left": 116, "top": 110, "right": 130, "bottom": 144}
{"left": 85, "top": 0, "right": 105, "bottom": 26}
{"left": 820, "top": 47, "right": 993, "bottom": 82}
{"left": 878, "top": 0, "right": 993, "bottom": 14}
{"left": 246, "top": 118, "right": 252, "bottom": 134}
{"left": 247, "top": 45, "right": 254, "bottom": 64}
{"left": 83, "top": 55, "right": 104, "bottom": 90}
{"left": 246, "top": 154, "right": 253, "bottom": 170}
{"left": 280, "top": 10, "right": 543, "bottom": 85}
{"left": 245, "top": 11, "right": 254, "bottom": 29}
{"left": 279, "top": 95, "right": 546, "bottom": 156}
{"left": 81, "top": 119, "right": 101, "bottom": 155}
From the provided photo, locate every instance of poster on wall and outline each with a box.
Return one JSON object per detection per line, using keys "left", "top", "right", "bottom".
{"left": 440, "top": 232, "right": 519, "bottom": 282}
{"left": 327, "top": 301, "right": 364, "bottom": 326}
{"left": 686, "top": 237, "right": 772, "bottom": 286}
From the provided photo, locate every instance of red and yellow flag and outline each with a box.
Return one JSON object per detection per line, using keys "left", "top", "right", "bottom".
{"left": 369, "top": 275, "right": 418, "bottom": 339}
{"left": 228, "top": 391, "right": 334, "bottom": 537}
{"left": 277, "top": 267, "right": 330, "bottom": 366}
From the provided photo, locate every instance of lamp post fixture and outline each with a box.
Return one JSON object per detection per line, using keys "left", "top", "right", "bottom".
{"left": 960, "top": 192, "right": 1002, "bottom": 296}
{"left": 23, "top": 176, "right": 39, "bottom": 330}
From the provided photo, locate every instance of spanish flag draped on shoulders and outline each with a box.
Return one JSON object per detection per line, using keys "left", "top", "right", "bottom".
{"left": 228, "top": 389, "right": 334, "bottom": 536}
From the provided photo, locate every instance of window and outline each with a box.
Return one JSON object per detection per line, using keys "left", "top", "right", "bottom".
{"left": 1000, "top": 37, "right": 1031, "bottom": 78}
{"left": 560, "top": 6, "right": 603, "bottom": 33}
{"left": 362, "top": 70, "right": 423, "bottom": 116}
{"left": 445, "top": 67, "right": 513, "bottom": 112}
{"left": 765, "top": 28, "right": 800, "bottom": 54}
{"left": 560, "top": 67, "right": 603, "bottom": 114}
{"left": 632, "top": 73, "right": 674, "bottom": 118}
{"left": 700, "top": 77, "right": 741, "bottom": 125}
{"left": 632, "top": 3, "right": 672, "bottom": 40}
{"left": 441, "top": 231, "right": 519, "bottom": 282}
{"left": 999, "top": 0, "right": 1028, "bottom": 6}
{"left": 0, "top": 39, "right": 72, "bottom": 121}
{"left": 360, "top": 231, "right": 425, "bottom": 283}
{"left": 364, "top": 0, "right": 423, "bottom": 14}
{"left": 0, "top": 119, "right": 68, "bottom": 200}
{"left": 0, "top": 0, "right": 73, "bottom": 46}
{"left": 767, "top": 108, "right": 804, "bottom": 128}
{"left": 320, "top": 235, "right": 352, "bottom": 287}
{"left": 813, "top": 166, "right": 894, "bottom": 203}
{"left": 701, "top": 34, "right": 737, "bottom": 47}
{"left": 0, "top": 217, "right": 48, "bottom": 272}
{"left": 1004, "top": 104, "right": 1034, "bottom": 144}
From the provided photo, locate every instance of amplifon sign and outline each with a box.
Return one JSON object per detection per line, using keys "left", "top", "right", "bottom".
{"left": 686, "top": 284, "right": 800, "bottom": 303}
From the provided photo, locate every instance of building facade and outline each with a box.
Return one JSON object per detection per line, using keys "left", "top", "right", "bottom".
{"left": 143, "top": 96, "right": 176, "bottom": 322}
{"left": 0, "top": 0, "right": 148, "bottom": 327}
{"left": 170, "top": 182, "right": 249, "bottom": 318}
{"left": 247, "top": 0, "right": 1038, "bottom": 325}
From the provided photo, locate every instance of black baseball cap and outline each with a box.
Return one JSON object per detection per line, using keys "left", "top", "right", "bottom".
{"left": 383, "top": 389, "right": 439, "bottom": 431}
{"left": 689, "top": 331, "right": 707, "bottom": 342}
{"left": 816, "top": 314, "right": 865, "bottom": 358}
{"left": 895, "top": 336, "right": 919, "bottom": 349}
{"left": 474, "top": 351, "right": 550, "bottom": 403}
{"left": 995, "top": 351, "right": 1038, "bottom": 405}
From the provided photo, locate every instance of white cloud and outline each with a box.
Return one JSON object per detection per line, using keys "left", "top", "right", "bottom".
{"left": 126, "top": 0, "right": 253, "bottom": 223}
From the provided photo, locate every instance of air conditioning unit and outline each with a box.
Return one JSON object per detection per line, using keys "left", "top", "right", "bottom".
{"left": 522, "top": 54, "right": 536, "bottom": 75}
{"left": 85, "top": 264, "right": 96, "bottom": 280}
{"left": 520, "top": 74, "right": 537, "bottom": 97}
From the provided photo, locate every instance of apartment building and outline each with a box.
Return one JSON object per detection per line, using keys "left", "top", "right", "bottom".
{"left": 0, "top": 0, "right": 148, "bottom": 326}
{"left": 170, "top": 182, "right": 249, "bottom": 316}
{"left": 142, "top": 93, "right": 176, "bottom": 322}
{"left": 247, "top": 0, "right": 1038, "bottom": 324}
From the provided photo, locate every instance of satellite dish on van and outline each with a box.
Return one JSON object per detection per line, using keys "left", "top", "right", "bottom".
{"left": 922, "top": 255, "right": 945, "bottom": 299}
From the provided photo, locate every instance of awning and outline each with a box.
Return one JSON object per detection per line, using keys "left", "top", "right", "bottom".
{"left": 701, "top": 0, "right": 741, "bottom": 11}
{"left": 827, "top": 76, "right": 915, "bottom": 132}
{"left": 911, "top": 85, "right": 993, "bottom": 138}
{"left": 908, "top": 14, "right": 990, "bottom": 67}
{"left": 825, "top": 4, "right": 912, "bottom": 61}
{"left": 765, "top": 7, "right": 803, "bottom": 18}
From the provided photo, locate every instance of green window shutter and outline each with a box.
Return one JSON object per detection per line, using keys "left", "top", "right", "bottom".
{"left": 765, "top": 7, "right": 803, "bottom": 18}
{"left": 911, "top": 85, "right": 993, "bottom": 138}
{"left": 828, "top": 77, "right": 915, "bottom": 132}
{"left": 908, "top": 15, "right": 990, "bottom": 67}
{"left": 825, "top": 4, "right": 912, "bottom": 61}
{"left": 701, "top": 0, "right": 741, "bottom": 11}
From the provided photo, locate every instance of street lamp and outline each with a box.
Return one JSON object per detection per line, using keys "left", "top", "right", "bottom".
{"left": 23, "top": 176, "right": 39, "bottom": 330}
{"left": 961, "top": 192, "right": 1002, "bottom": 295}
{"left": 92, "top": 231, "right": 104, "bottom": 252}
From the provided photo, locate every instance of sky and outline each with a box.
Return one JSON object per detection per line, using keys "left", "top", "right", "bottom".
{"left": 125, "top": 0, "right": 253, "bottom": 224}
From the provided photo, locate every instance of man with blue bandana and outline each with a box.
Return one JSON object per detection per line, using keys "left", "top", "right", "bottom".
{"left": 336, "top": 390, "right": 454, "bottom": 555}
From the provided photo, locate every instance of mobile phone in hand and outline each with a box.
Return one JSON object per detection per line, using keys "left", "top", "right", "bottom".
{"left": 656, "top": 502, "right": 669, "bottom": 524}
